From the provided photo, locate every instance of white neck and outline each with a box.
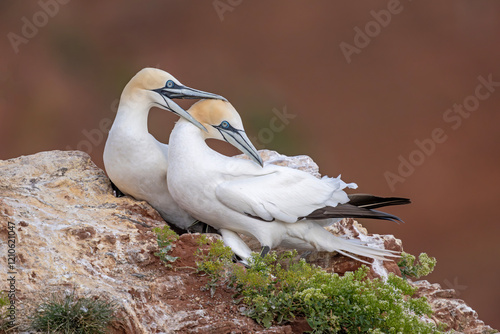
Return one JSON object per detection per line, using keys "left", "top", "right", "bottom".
{"left": 111, "top": 96, "right": 151, "bottom": 135}
{"left": 167, "top": 118, "right": 264, "bottom": 184}
{"left": 169, "top": 118, "right": 206, "bottom": 147}
{"left": 168, "top": 119, "right": 219, "bottom": 167}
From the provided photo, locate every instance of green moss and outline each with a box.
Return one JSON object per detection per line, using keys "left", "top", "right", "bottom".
{"left": 398, "top": 252, "right": 437, "bottom": 280}
{"left": 152, "top": 225, "right": 179, "bottom": 268}
{"left": 197, "top": 241, "right": 443, "bottom": 333}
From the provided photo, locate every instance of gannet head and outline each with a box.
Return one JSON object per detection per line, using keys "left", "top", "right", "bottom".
{"left": 189, "top": 99, "right": 264, "bottom": 167}
{"left": 122, "top": 68, "right": 227, "bottom": 131}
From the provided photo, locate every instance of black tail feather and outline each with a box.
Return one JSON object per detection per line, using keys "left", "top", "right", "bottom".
{"left": 347, "top": 194, "right": 411, "bottom": 210}
{"left": 303, "top": 203, "right": 405, "bottom": 223}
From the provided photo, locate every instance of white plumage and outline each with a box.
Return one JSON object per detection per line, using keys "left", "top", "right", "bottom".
{"left": 216, "top": 170, "right": 357, "bottom": 224}
{"left": 103, "top": 68, "right": 226, "bottom": 229}
{"left": 167, "top": 99, "right": 405, "bottom": 263}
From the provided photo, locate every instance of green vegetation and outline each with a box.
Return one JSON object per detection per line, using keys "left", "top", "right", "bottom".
{"left": 31, "top": 291, "right": 116, "bottom": 334}
{"left": 152, "top": 225, "right": 179, "bottom": 268}
{"left": 398, "top": 251, "right": 437, "bottom": 280}
{"left": 196, "top": 239, "right": 443, "bottom": 333}
{"left": 0, "top": 291, "right": 11, "bottom": 332}
{"left": 195, "top": 235, "right": 234, "bottom": 297}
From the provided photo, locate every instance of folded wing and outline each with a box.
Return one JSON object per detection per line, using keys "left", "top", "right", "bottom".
{"left": 215, "top": 165, "right": 357, "bottom": 223}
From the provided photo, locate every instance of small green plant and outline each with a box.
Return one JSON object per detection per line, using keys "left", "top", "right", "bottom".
{"left": 398, "top": 251, "right": 437, "bottom": 280}
{"left": 197, "top": 240, "right": 443, "bottom": 333}
{"left": 195, "top": 237, "right": 234, "bottom": 296}
{"left": 152, "top": 225, "right": 179, "bottom": 268}
{"left": 0, "top": 291, "right": 11, "bottom": 331}
{"left": 31, "top": 291, "right": 116, "bottom": 334}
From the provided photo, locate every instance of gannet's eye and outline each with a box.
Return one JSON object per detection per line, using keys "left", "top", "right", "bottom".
{"left": 220, "top": 121, "right": 230, "bottom": 129}
{"left": 166, "top": 80, "right": 174, "bottom": 88}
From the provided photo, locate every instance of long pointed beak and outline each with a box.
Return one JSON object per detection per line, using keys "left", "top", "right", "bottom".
{"left": 161, "top": 98, "right": 207, "bottom": 131}
{"left": 154, "top": 85, "right": 227, "bottom": 132}
{"left": 162, "top": 85, "right": 228, "bottom": 102}
{"left": 220, "top": 128, "right": 263, "bottom": 167}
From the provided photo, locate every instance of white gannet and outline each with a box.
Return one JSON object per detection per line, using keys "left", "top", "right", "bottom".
{"left": 103, "top": 68, "right": 226, "bottom": 230}
{"left": 167, "top": 99, "right": 409, "bottom": 263}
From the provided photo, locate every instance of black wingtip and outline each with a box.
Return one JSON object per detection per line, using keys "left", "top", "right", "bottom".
{"left": 370, "top": 209, "right": 405, "bottom": 224}
{"left": 347, "top": 194, "right": 411, "bottom": 210}
{"left": 303, "top": 203, "right": 406, "bottom": 224}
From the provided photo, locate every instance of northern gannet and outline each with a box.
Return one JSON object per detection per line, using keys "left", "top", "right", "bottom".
{"left": 167, "top": 99, "right": 410, "bottom": 263}
{"left": 103, "top": 68, "right": 226, "bottom": 230}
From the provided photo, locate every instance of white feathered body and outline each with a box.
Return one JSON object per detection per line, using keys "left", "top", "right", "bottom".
{"left": 104, "top": 104, "right": 196, "bottom": 228}
{"left": 167, "top": 119, "right": 393, "bottom": 261}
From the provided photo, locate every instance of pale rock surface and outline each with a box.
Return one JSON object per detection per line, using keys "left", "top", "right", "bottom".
{"left": 0, "top": 151, "right": 288, "bottom": 333}
{"left": 0, "top": 150, "right": 496, "bottom": 333}
{"left": 236, "top": 149, "right": 321, "bottom": 178}
{"left": 411, "top": 280, "right": 498, "bottom": 334}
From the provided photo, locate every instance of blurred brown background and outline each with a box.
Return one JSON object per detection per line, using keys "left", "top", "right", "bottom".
{"left": 1, "top": 1, "right": 499, "bottom": 328}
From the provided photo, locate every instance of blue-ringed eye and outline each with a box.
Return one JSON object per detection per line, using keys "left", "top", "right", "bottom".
{"left": 166, "top": 80, "right": 174, "bottom": 88}
{"left": 221, "top": 121, "right": 230, "bottom": 129}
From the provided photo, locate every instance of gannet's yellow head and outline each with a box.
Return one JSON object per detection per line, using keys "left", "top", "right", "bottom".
{"left": 121, "top": 68, "right": 227, "bottom": 131}
{"left": 188, "top": 99, "right": 263, "bottom": 167}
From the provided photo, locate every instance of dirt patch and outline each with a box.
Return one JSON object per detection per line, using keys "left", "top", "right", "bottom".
{"left": 135, "top": 232, "right": 297, "bottom": 333}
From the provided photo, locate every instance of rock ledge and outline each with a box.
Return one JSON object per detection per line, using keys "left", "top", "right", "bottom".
{"left": 0, "top": 150, "right": 497, "bottom": 333}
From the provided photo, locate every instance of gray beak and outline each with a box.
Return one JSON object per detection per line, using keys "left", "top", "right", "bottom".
{"left": 153, "top": 84, "right": 227, "bottom": 131}
{"left": 219, "top": 127, "right": 263, "bottom": 167}
{"left": 161, "top": 85, "right": 228, "bottom": 102}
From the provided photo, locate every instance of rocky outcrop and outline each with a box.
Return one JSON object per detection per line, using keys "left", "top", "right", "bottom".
{"left": 237, "top": 150, "right": 321, "bottom": 178}
{"left": 0, "top": 151, "right": 288, "bottom": 333}
{"left": 411, "top": 280, "right": 498, "bottom": 334}
{"left": 0, "top": 150, "right": 497, "bottom": 333}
